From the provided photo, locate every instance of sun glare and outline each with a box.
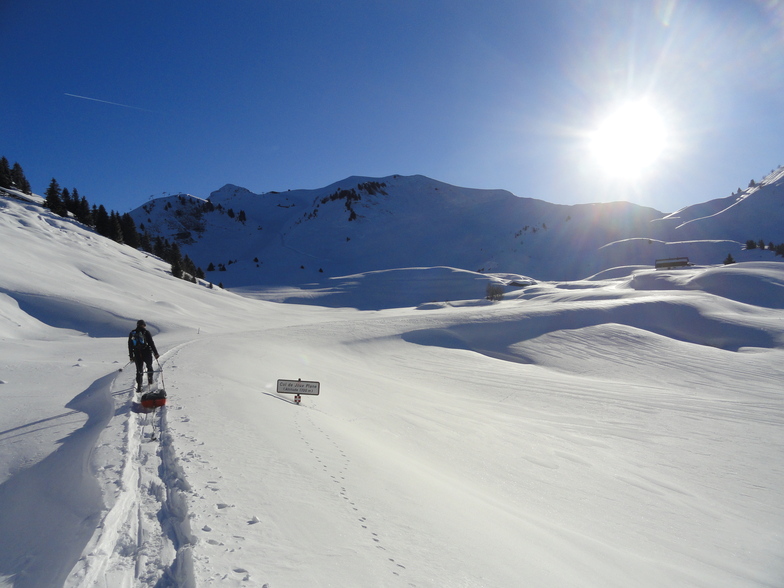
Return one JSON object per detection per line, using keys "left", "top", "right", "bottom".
{"left": 589, "top": 100, "right": 667, "bottom": 180}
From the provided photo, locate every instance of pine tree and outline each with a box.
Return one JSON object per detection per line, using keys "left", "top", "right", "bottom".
{"left": 0, "top": 157, "right": 11, "bottom": 189}
{"left": 10, "top": 162, "right": 31, "bottom": 193}
{"left": 724, "top": 253, "right": 736, "bottom": 265}
{"left": 109, "top": 211, "right": 124, "bottom": 243}
{"left": 44, "top": 178, "right": 66, "bottom": 216}
{"left": 70, "top": 188, "right": 80, "bottom": 215}
{"left": 140, "top": 231, "right": 152, "bottom": 253}
{"left": 77, "top": 196, "right": 93, "bottom": 225}
{"left": 93, "top": 205, "right": 111, "bottom": 237}
{"left": 61, "top": 188, "right": 72, "bottom": 214}
{"left": 120, "top": 213, "right": 140, "bottom": 248}
{"left": 153, "top": 236, "right": 167, "bottom": 259}
{"left": 171, "top": 258, "right": 183, "bottom": 279}
{"left": 169, "top": 242, "right": 183, "bottom": 268}
{"left": 182, "top": 254, "right": 196, "bottom": 277}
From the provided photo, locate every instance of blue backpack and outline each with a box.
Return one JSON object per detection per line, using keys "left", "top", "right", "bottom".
{"left": 130, "top": 329, "right": 148, "bottom": 350}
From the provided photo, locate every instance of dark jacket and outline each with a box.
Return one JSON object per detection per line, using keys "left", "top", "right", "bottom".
{"left": 128, "top": 327, "right": 159, "bottom": 359}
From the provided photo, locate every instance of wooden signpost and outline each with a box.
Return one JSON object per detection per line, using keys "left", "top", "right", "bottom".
{"left": 277, "top": 378, "right": 320, "bottom": 404}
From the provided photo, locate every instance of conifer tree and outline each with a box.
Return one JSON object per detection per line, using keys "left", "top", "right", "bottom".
{"left": 93, "top": 204, "right": 111, "bottom": 236}
{"left": 171, "top": 258, "right": 183, "bottom": 279}
{"left": 61, "top": 188, "right": 72, "bottom": 214}
{"left": 69, "top": 188, "right": 81, "bottom": 216}
{"left": 0, "top": 157, "right": 11, "bottom": 189}
{"left": 182, "top": 255, "right": 194, "bottom": 277}
{"left": 153, "top": 236, "right": 167, "bottom": 259}
{"left": 109, "top": 211, "right": 124, "bottom": 243}
{"left": 44, "top": 178, "right": 66, "bottom": 216}
{"left": 169, "top": 242, "right": 183, "bottom": 268}
{"left": 120, "top": 213, "right": 140, "bottom": 248}
{"left": 140, "top": 231, "right": 152, "bottom": 253}
{"left": 10, "top": 162, "right": 31, "bottom": 193}
{"left": 77, "top": 196, "right": 93, "bottom": 225}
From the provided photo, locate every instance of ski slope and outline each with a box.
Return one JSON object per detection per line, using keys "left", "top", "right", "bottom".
{"left": 1, "top": 194, "right": 783, "bottom": 587}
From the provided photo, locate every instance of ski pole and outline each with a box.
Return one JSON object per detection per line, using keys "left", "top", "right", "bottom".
{"left": 118, "top": 360, "right": 132, "bottom": 372}
{"left": 156, "top": 357, "right": 166, "bottom": 391}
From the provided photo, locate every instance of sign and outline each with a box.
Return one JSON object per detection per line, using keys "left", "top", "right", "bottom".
{"left": 277, "top": 379, "right": 320, "bottom": 396}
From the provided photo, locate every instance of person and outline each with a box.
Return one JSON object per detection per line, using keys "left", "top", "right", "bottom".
{"left": 128, "top": 319, "right": 160, "bottom": 392}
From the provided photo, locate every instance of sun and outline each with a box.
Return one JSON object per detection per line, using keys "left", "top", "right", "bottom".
{"left": 589, "top": 100, "right": 667, "bottom": 180}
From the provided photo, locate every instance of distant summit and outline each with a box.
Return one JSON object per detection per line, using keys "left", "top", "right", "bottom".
{"left": 129, "top": 171, "right": 784, "bottom": 286}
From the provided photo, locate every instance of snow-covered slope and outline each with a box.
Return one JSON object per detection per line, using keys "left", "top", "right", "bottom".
{"left": 1, "top": 192, "right": 783, "bottom": 587}
{"left": 656, "top": 166, "right": 784, "bottom": 240}
{"left": 130, "top": 171, "right": 784, "bottom": 287}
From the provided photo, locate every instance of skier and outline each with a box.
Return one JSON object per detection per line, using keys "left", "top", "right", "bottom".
{"left": 128, "top": 319, "right": 160, "bottom": 392}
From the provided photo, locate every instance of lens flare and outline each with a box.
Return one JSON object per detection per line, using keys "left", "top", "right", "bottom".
{"left": 589, "top": 100, "right": 667, "bottom": 180}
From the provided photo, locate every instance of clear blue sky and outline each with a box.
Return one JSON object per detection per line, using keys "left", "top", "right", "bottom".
{"left": 2, "top": 0, "right": 783, "bottom": 214}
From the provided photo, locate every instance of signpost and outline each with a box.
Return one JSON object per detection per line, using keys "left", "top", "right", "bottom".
{"left": 277, "top": 379, "right": 320, "bottom": 404}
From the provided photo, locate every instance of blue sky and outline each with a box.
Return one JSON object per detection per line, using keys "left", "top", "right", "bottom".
{"left": 2, "top": 0, "right": 783, "bottom": 214}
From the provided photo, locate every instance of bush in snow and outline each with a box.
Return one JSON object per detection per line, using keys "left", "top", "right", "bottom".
{"left": 486, "top": 283, "right": 505, "bottom": 301}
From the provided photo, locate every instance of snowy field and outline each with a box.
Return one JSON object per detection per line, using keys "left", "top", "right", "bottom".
{"left": 1, "top": 195, "right": 783, "bottom": 587}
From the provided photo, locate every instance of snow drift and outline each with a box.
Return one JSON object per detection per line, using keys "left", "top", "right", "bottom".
{"left": 1, "top": 190, "right": 783, "bottom": 587}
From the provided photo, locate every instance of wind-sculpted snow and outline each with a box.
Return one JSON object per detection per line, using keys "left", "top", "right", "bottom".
{"left": 684, "top": 262, "right": 784, "bottom": 309}
{"left": 5, "top": 292, "right": 134, "bottom": 338}
{"left": 627, "top": 261, "right": 784, "bottom": 305}
{"left": 403, "top": 289, "right": 780, "bottom": 367}
{"left": 2, "top": 193, "right": 784, "bottom": 587}
{"left": 0, "top": 373, "right": 114, "bottom": 588}
{"left": 238, "top": 266, "right": 534, "bottom": 310}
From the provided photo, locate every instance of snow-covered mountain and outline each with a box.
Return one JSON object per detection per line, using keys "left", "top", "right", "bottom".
{"left": 1, "top": 179, "right": 783, "bottom": 587}
{"left": 130, "top": 169, "right": 784, "bottom": 286}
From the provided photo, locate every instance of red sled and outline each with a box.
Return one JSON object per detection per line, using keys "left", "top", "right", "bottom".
{"left": 141, "top": 389, "right": 167, "bottom": 409}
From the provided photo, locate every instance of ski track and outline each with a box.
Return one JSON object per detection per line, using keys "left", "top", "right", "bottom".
{"left": 66, "top": 362, "right": 196, "bottom": 588}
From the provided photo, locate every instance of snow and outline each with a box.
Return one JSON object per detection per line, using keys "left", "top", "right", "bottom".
{"left": 1, "top": 193, "right": 783, "bottom": 587}
{"left": 128, "top": 171, "right": 784, "bottom": 287}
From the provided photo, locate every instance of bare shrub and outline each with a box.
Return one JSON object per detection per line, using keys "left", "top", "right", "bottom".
{"left": 486, "top": 283, "right": 504, "bottom": 301}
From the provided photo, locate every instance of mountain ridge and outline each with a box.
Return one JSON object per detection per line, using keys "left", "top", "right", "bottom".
{"left": 130, "top": 170, "right": 784, "bottom": 285}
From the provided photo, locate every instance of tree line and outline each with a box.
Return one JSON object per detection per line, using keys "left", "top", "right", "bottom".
{"left": 746, "top": 239, "right": 784, "bottom": 257}
{"left": 0, "top": 155, "right": 204, "bottom": 284}
{"left": 42, "top": 177, "right": 204, "bottom": 282}
{"left": 0, "top": 157, "right": 32, "bottom": 194}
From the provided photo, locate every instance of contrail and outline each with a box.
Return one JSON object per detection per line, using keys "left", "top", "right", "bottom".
{"left": 64, "top": 93, "right": 156, "bottom": 113}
